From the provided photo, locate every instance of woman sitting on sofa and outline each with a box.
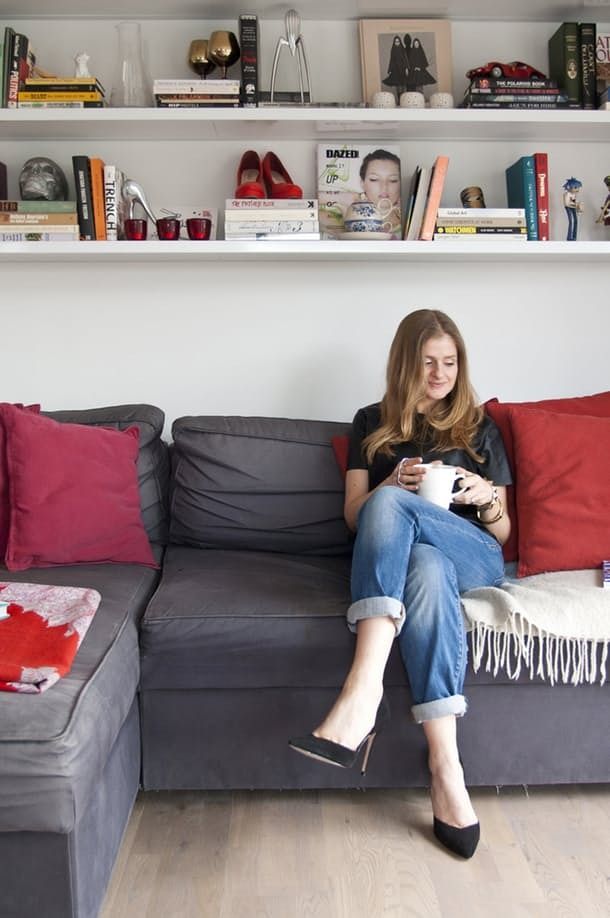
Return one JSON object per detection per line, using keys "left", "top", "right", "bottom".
{"left": 290, "top": 308, "right": 511, "bottom": 858}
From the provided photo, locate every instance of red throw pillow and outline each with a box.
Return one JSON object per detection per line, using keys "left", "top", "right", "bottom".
{"left": 0, "top": 403, "right": 41, "bottom": 559}
{"left": 485, "top": 391, "right": 610, "bottom": 562}
{"left": 509, "top": 406, "right": 610, "bottom": 577}
{"left": 0, "top": 404, "right": 157, "bottom": 570}
{"left": 331, "top": 434, "right": 350, "bottom": 480}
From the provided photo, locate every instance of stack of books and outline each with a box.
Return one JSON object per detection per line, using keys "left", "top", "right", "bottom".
{"left": 224, "top": 199, "right": 320, "bottom": 241}
{"left": 17, "top": 76, "right": 106, "bottom": 108}
{"left": 434, "top": 208, "right": 527, "bottom": 243}
{"left": 153, "top": 79, "right": 240, "bottom": 108}
{"left": 0, "top": 200, "right": 79, "bottom": 241}
{"left": 461, "top": 76, "right": 568, "bottom": 110}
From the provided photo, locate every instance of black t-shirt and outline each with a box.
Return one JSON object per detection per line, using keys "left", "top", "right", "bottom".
{"left": 347, "top": 402, "right": 512, "bottom": 529}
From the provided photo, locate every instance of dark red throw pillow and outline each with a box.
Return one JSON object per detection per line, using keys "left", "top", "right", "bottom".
{"left": 0, "top": 404, "right": 157, "bottom": 570}
{"left": 485, "top": 390, "right": 610, "bottom": 562}
{"left": 331, "top": 434, "right": 350, "bottom": 480}
{"left": 0, "top": 403, "right": 41, "bottom": 559}
{"left": 509, "top": 406, "right": 610, "bottom": 577}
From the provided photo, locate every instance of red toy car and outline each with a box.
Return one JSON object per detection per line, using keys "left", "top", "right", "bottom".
{"left": 466, "top": 61, "right": 548, "bottom": 80}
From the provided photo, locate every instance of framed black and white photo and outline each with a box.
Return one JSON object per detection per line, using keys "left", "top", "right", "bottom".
{"left": 359, "top": 19, "right": 452, "bottom": 105}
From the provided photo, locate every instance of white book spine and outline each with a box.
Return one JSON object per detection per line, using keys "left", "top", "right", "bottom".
{"left": 436, "top": 207, "right": 526, "bottom": 219}
{"left": 225, "top": 198, "right": 318, "bottom": 212}
{"left": 154, "top": 80, "right": 240, "bottom": 94}
{"left": 0, "top": 223, "right": 80, "bottom": 234}
{"left": 224, "top": 232, "right": 321, "bottom": 241}
{"left": 103, "top": 164, "right": 119, "bottom": 241}
{"left": 225, "top": 220, "right": 319, "bottom": 234}
{"left": 0, "top": 230, "right": 81, "bottom": 241}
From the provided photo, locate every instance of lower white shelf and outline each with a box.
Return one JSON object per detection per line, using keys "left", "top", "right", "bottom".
{"left": 0, "top": 240, "right": 609, "bottom": 263}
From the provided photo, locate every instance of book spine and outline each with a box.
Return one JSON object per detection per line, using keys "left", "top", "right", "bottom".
{"left": 0, "top": 223, "right": 81, "bottom": 233}
{"left": 435, "top": 225, "right": 526, "bottom": 234}
{"left": 155, "top": 101, "right": 240, "bottom": 108}
{"left": 239, "top": 13, "right": 259, "bottom": 107}
{"left": 0, "top": 229, "right": 80, "bottom": 240}
{"left": 2, "top": 28, "right": 15, "bottom": 107}
{"left": 18, "top": 91, "right": 103, "bottom": 101}
{"left": 437, "top": 207, "right": 526, "bottom": 219}
{"left": 466, "top": 92, "right": 566, "bottom": 103}
{"left": 579, "top": 23, "right": 596, "bottom": 110}
{"left": 225, "top": 220, "right": 319, "bottom": 234}
{"left": 225, "top": 198, "right": 318, "bottom": 212}
{"left": 0, "top": 212, "right": 78, "bottom": 224}
{"left": 603, "top": 560, "right": 610, "bottom": 589}
{"left": 22, "top": 81, "right": 103, "bottom": 92}
{"left": 433, "top": 234, "right": 526, "bottom": 242}
{"left": 506, "top": 157, "right": 538, "bottom": 240}
{"left": 548, "top": 22, "right": 581, "bottom": 107}
{"left": 464, "top": 101, "right": 568, "bottom": 109}
{"left": 17, "top": 101, "right": 104, "bottom": 108}
{"left": 7, "top": 32, "right": 26, "bottom": 108}
{"left": 153, "top": 80, "right": 240, "bottom": 93}
{"left": 225, "top": 209, "right": 318, "bottom": 221}
{"left": 103, "top": 164, "right": 119, "bottom": 241}
{"left": 89, "top": 157, "right": 107, "bottom": 240}
{"left": 225, "top": 232, "right": 320, "bottom": 241}
{"left": 0, "top": 200, "right": 77, "bottom": 213}
{"left": 419, "top": 156, "right": 450, "bottom": 241}
{"left": 533, "top": 152, "right": 550, "bottom": 241}
{"left": 72, "top": 155, "right": 95, "bottom": 240}
{"left": 469, "top": 77, "right": 557, "bottom": 89}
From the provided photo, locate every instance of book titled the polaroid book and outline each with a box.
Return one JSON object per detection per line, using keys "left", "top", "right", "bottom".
{"left": 317, "top": 143, "right": 402, "bottom": 239}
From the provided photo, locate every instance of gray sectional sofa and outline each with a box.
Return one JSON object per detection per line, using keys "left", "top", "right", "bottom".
{"left": 1, "top": 407, "right": 609, "bottom": 918}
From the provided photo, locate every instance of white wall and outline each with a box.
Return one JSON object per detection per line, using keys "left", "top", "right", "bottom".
{"left": 2, "top": 17, "right": 609, "bottom": 435}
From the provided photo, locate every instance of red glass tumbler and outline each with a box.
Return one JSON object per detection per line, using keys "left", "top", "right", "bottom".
{"left": 156, "top": 217, "right": 181, "bottom": 240}
{"left": 186, "top": 217, "right": 212, "bottom": 240}
{"left": 124, "top": 218, "right": 148, "bottom": 240}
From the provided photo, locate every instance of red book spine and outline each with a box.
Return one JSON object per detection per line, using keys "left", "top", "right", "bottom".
{"left": 533, "top": 152, "right": 549, "bottom": 241}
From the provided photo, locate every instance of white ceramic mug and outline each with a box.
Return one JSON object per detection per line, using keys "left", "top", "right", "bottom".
{"left": 371, "top": 91, "right": 396, "bottom": 108}
{"left": 429, "top": 92, "right": 455, "bottom": 109}
{"left": 415, "top": 463, "right": 463, "bottom": 509}
{"left": 399, "top": 91, "right": 425, "bottom": 109}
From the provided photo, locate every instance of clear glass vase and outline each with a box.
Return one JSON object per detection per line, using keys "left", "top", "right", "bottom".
{"left": 110, "top": 21, "right": 152, "bottom": 107}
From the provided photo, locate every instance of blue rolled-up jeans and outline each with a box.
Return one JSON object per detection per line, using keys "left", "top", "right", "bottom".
{"left": 347, "top": 486, "right": 505, "bottom": 723}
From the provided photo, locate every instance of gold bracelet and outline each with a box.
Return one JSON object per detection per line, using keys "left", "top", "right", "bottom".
{"left": 477, "top": 497, "right": 504, "bottom": 524}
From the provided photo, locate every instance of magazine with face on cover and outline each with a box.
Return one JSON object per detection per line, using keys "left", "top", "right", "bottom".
{"left": 317, "top": 143, "right": 402, "bottom": 239}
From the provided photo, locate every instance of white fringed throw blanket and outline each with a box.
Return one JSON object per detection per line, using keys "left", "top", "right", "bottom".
{"left": 461, "top": 568, "right": 610, "bottom": 686}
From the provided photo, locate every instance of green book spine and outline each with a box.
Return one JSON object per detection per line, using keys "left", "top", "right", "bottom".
{"left": 505, "top": 156, "right": 538, "bottom": 240}
{"left": 579, "top": 23, "right": 596, "bottom": 109}
{"left": 548, "top": 22, "right": 581, "bottom": 107}
{"left": 0, "top": 200, "right": 77, "bottom": 213}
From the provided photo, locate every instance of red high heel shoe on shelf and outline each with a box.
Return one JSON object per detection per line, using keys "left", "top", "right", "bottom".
{"left": 235, "top": 150, "right": 265, "bottom": 199}
{"left": 262, "top": 152, "right": 303, "bottom": 199}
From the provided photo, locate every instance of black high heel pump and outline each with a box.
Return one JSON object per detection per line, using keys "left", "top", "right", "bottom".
{"left": 433, "top": 817, "right": 480, "bottom": 859}
{"left": 288, "top": 696, "right": 389, "bottom": 776}
{"left": 432, "top": 756, "right": 480, "bottom": 858}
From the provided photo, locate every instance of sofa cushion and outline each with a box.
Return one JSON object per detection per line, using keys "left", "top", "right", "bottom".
{"left": 0, "top": 559, "right": 159, "bottom": 832}
{"left": 485, "top": 390, "right": 610, "bottom": 561}
{"left": 0, "top": 403, "right": 40, "bottom": 558}
{"left": 45, "top": 404, "right": 169, "bottom": 545}
{"left": 169, "top": 416, "right": 352, "bottom": 555}
{"left": 1, "top": 406, "right": 157, "bottom": 571}
{"left": 509, "top": 407, "right": 610, "bottom": 576}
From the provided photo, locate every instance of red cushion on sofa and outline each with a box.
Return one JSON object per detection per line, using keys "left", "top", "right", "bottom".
{"left": 0, "top": 403, "right": 41, "bottom": 558}
{"left": 508, "top": 406, "right": 610, "bottom": 577}
{"left": 331, "top": 434, "right": 350, "bottom": 480}
{"left": 0, "top": 404, "right": 157, "bottom": 570}
{"left": 485, "top": 390, "right": 610, "bottom": 562}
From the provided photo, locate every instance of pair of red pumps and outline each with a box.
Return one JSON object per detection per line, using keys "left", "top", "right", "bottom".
{"left": 235, "top": 151, "right": 303, "bottom": 199}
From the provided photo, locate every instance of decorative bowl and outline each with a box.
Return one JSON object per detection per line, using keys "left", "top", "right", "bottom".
{"left": 344, "top": 201, "right": 384, "bottom": 233}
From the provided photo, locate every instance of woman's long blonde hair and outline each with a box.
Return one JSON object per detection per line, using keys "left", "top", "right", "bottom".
{"left": 363, "top": 309, "right": 484, "bottom": 463}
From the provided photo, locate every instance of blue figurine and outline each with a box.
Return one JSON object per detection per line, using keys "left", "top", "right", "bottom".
{"left": 563, "top": 177, "right": 583, "bottom": 241}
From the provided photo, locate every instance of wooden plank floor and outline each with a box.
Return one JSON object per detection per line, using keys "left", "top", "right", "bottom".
{"left": 101, "top": 785, "right": 610, "bottom": 918}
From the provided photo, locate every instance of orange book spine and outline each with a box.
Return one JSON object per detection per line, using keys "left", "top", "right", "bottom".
{"left": 89, "top": 157, "right": 107, "bottom": 240}
{"left": 419, "top": 155, "right": 450, "bottom": 241}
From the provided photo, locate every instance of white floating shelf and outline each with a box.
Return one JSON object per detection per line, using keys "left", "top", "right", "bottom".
{"left": 1, "top": 108, "right": 609, "bottom": 143}
{"left": 0, "top": 240, "right": 608, "bottom": 263}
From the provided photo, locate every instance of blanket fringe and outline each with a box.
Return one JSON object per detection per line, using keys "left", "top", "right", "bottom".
{"left": 469, "top": 616, "right": 608, "bottom": 686}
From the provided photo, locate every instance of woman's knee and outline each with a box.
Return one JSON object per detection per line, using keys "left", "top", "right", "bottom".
{"left": 404, "top": 544, "right": 458, "bottom": 604}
